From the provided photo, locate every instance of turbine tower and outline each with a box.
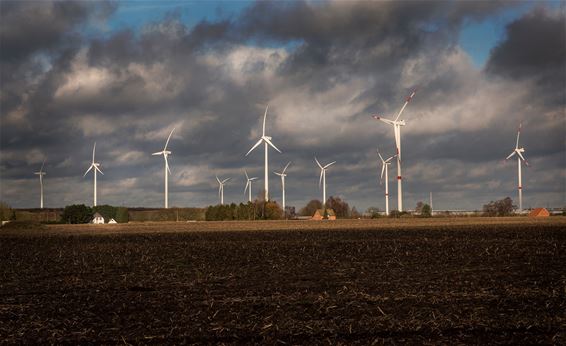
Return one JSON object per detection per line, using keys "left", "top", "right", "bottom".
{"left": 246, "top": 105, "right": 282, "bottom": 201}
{"left": 315, "top": 158, "right": 336, "bottom": 207}
{"left": 274, "top": 162, "right": 291, "bottom": 213}
{"left": 216, "top": 176, "right": 230, "bottom": 205}
{"left": 377, "top": 149, "right": 396, "bottom": 216}
{"left": 505, "top": 122, "right": 528, "bottom": 212}
{"left": 34, "top": 160, "right": 46, "bottom": 209}
{"left": 152, "top": 128, "right": 175, "bottom": 209}
{"left": 244, "top": 170, "right": 258, "bottom": 202}
{"left": 83, "top": 142, "right": 103, "bottom": 207}
{"left": 372, "top": 89, "right": 417, "bottom": 212}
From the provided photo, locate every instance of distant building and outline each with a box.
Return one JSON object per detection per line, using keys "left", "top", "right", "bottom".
{"left": 92, "top": 212, "right": 105, "bottom": 224}
{"left": 108, "top": 218, "right": 117, "bottom": 224}
{"left": 529, "top": 208, "right": 550, "bottom": 218}
{"left": 312, "top": 209, "right": 336, "bottom": 220}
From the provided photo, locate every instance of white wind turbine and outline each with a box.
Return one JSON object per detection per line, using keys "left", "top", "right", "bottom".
{"left": 505, "top": 122, "right": 528, "bottom": 212}
{"left": 372, "top": 89, "right": 417, "bottom": 212}
{"left": 377, "top": 149, "right": 396, "bottom": 216}
{"left": 152, "top": 128, "right": 175, "bottom": 209}
{"left": 244, "top": 170, "right": 258, "bottom": 202}
{"left": 274, "top": 162, "right": 291, "bottom": 213}
{"left": 216, "top": 176, "right": 231, "bottom": 205}
{"left": 315, "top": 158, "right": 336, "bottom": 206}
{"left": 246, "top": 105, "right": 282, "bottom": 201}
{"left": 83, "top": 142, "right": 103, "bottom": 207}
{"left": 34, "top": 160, "right": 46, "bottom": 209}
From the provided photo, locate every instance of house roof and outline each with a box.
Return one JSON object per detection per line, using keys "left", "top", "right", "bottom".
{"left": 93, "top": 212, "right": 104, "bottom": 218}
{"left": 528, "top": 208, "right": 549, "bottom": 217}
{"left": 314, "top": 208, "right": 336, "bottom": 216}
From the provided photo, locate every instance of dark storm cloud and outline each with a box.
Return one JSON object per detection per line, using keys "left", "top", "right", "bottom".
{"left": 486, "top": 7, "right": 566, "bottom": 80}
{"left": 1, "top": 1, "right": 564, "bottom": 210}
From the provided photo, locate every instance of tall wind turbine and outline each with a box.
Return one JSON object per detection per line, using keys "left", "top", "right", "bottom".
{"left": 246, "top": 105, "right": 282, "bottom": 201}
{"left": 34, "top": 160, "right": 46, "bottom": 209}
{"left": 315, "top": 158, "right": 336, "bottom": 206}
{"left": 84, "top": 142, "right": 103, "bottom": 207}
{"left": 372, "top": 89, "right": 417, "bottom": 212}
{"left": 505, "top": 122, "right": 528, "bottom": 212}
{"left": 244, "top": 170, "right": 258, "bottom": 202}
{"left": 152, "top": 128, "right": 175, "bottom": 209}
{"left": 274, "top": 162, "right": 291, "bottom": 213}
{"left": 216, "top": 176, "right": 230, "bottom": 205}
{"left": 377, "top": 149, "right": 396, "bottom": 216}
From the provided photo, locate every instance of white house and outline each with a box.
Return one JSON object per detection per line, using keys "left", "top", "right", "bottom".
{"left": 92, "top": 212, "right": 105, "bottom": 224}
{"left": 108, "top": 218, "right": 117, "bottom": 224}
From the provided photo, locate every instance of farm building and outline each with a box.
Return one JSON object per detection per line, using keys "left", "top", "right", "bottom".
{"left": 312, "top": 209, "right": 336, "bottom": 220}
{"left": 108, "top": 218, "right": 117, "bottom": 224}
{"left": 528, "top": 208, "right": 550, "bottom": 217}
{"left": 92, "top": 212, "right": 105, "bottom": 224}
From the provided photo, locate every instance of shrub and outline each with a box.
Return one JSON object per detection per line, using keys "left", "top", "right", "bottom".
{"left": 61, "top": 204, "right": 93, "bottom": 224}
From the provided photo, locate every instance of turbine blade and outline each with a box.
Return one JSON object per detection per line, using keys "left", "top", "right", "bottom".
{"left": 92, "top": 142, "right": 96, "bottom": 163}
{"left": 164, "top": 127, "right": 175, "bottom": 151}
{"left": 83, "top": 165, "right": 93, "bottom": 177}
{"left": 324, "top": 161, "right": 336, "bottom": 169}
{"left": 282, "top": 161, "right": 291, "bottom": 174}
{"left": 315, "top": 157, "right": 323, "bottom": 169}
{"left": 380, "top": 164, "right": 385, "bottom": 182}
{"left": 244, "top": 169, "right": 249, "bottom": 180}
{"left": 96, "top": 166, "right": 104, "bottom": 175}
{"left": 505, "top": 151, "right": 516, "bottom": 160}
{"left": 222, "top": 178, "right": 231, "bottom": 183}
{"left": 250, "top": 177, "right": 258, "bottom": 181}
{"left": 262, "top": 105, "right": 268, "bottom": 137}
{"left": 319, "top": 169, "right": 324, "bottom": 188}
{"left": 515, "top": 123, "right": 521, "bottom": 149}
{"left": 394, "top": 88, "right": 417, "bottom": 122}
{"left": 152, "top": 151, "right": 163, "bottom": 156}
{"left": 244, "top": 180, "right": 249, "bottom": 194}
{"left": 216, "top": 176, "right": 221, "bottom": 184}
{"left": 246, "top": 138, "right": 263, "bottom": 156}
{"left": 40, "top": 159, "right": 46, "bottom": 173}
{"left": 165, "top": 156, "right": 171, "bottom": 175}
{"left": 264, "top": 137, "right": 282, "bottom": 153}
{"left": 517, "top": 151, "right": 527, "bottom": 162}
{"left": 377, "top": 149, "right": 385, "bottom": 163}
{"left": 219, "top": 185, "right": 222, "bottom": 197}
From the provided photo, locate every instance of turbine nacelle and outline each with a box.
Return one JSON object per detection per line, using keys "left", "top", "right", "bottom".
{"left": 372, "top": 115, "right": 405, "bottom": 126}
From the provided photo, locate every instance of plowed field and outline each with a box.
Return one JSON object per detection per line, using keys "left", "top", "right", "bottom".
{"left": 1, "top": 218, "right": 565, "bottom": 344}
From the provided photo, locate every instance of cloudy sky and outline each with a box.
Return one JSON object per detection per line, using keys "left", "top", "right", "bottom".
{"left": 1, "top": 0, "right": 564, "bottom": 211}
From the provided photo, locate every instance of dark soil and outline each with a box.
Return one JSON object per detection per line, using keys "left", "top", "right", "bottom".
{"left": 1, "top": 220, "right": 565, "bottom": 344}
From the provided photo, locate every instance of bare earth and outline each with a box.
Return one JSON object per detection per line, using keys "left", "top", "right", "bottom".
{"left": 1, "top": 217, "right": 565, "bottom": 344}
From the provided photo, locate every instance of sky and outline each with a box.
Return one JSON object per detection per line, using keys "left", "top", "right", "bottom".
{"left": 1, "top": 0, "right": 565, "bottom": 212}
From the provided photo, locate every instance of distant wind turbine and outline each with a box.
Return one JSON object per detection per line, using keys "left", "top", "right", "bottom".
{"left": 377, "top": 149, "right": 396, "bottom": 216}
{"left": 83, "top": 142, "right": 103, "bottom": 207}
{"left": 216, "top": 176, "right": 231, "bottom": 205}
{"left": 246, "top": 105, "right": 282, "bottom": 201}
{"left": 34, "top": 160, "right": 46, "bottom": 209}
{"left": 152, "top": 127, "right": 175, "bottom": 209}
{"left": 372, "top": 88, "right": 417, "bottom": 212}
{"left": 505, "top": 122, "right": 528, "bottom": 212}
{"left": 274, "top": 162, "right": 291, "bottom": 213}
{"left": 244, "top": 169, "right": 258, "bottom": 202}
{"left": 315, "top": 158, "right": 336, "bottom": 206}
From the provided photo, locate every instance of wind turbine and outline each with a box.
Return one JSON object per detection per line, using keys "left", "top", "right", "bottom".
{"left": 152, "top": 128, "right": 175, "bottom": 209}
{"left": 216, "top": 176, "right": 231, "bottom": 205}
{"left": 372, "top": 89, "right": 417, "bottom": 212}
{"left": 34, "top": 160, "right": 46, "bottom": 209}
{"left": 377, "top": 149, "right": 396, "bottom": 216}
{"left": 246, "top": 105, "right": 282, "bottom": 201}
{"left": 505, "top": 122, "right": 528, "bottom": 212}
{"left": 244, "top": 170, "right": 258, "bottom": 202}
{"left": 274, "top": 162, "right": 291, "bottom": 213}
{"left": 83, "top": 142, "right": 103, "bottom": 207}
{"left": 315, "top": 158, "right": 336, "bottom": 207}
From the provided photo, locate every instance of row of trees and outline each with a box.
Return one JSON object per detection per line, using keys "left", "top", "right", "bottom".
{"left": 61, "top": 204, "right": 129, "bottom": 224}
{"left": 205, "top": 201, "right": 284, "bottom": 221}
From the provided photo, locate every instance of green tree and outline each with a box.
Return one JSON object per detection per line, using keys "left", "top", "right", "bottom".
{"left": 483, "top": 197, "right": 515, "bottom": 216}
{"left": 115, "top": 207, "right": 129, "bottom": 223}
{"left": 366, "top": 206, "right": 381, "bottom": 219}
{"left": 0, "top": 201, "right": 12, "bottom": 222}
{"left": 421, "top": 204, "right": 432, "bottom": 218}
{"left": 93, "top": 205, "right": 117, "bottom": 221}
{"left": 62, "top": 204, "right": 93, "bottom": 224}
{"left": 263, "top": 201, "right": 283, "bottom": 220}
